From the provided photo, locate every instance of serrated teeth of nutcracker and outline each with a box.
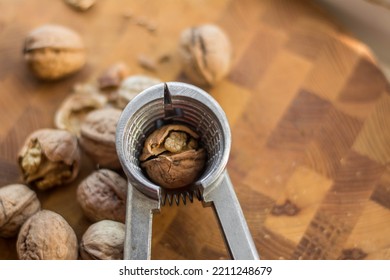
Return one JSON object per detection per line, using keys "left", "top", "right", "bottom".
{"left": 162, "top": 188, "right": 202, "bottom": 206}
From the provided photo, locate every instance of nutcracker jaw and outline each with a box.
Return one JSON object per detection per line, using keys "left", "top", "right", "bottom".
{"left": 116, "top": 82, "right": 259, "bottom": 260}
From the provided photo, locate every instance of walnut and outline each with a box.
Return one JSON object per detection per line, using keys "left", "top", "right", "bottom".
{"left": 18, "top": 129, "right": 81, "bottom": 190}
{"left": 80, "top": 220, "right": 125, "bottom": 260}
{"left": 77, "top": 169, "right": 127, "bottom": 223}
{"left": 64, "top": 0, "right": 96, "bottom": 11}
{"left": 140, "top": 124, "right": 206, "bottom": 189}
{"left": 116, "top": 75, "right": 161, "bottom": 109}
{"left": 23, "top": 24, "right": 86, "bottom": 80}
{"left": 98, "top": 62, "right": 129, "bottom": 90}
{"left": 79, "top": 108, "right": 122, "bottom": 169}
{"left": 0, "top": 184, "right": 40, "bottom": 238}
{"left": 179, "top": 24, "right": 232, "bottom": 86}
{"left": 16, "top": 210, "right": 78, "bottom": 260}
{"left": 54, "top": 85, "right": 107, "bottom": 136}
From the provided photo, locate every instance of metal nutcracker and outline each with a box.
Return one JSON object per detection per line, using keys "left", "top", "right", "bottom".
{"left": 116, "top": 82, "right": 259, "bottom": 260}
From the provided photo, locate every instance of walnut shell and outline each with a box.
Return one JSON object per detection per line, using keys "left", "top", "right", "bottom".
{"left": 23, "top": 24, "right": 86, "bottom": 80}
{"left": 116, "top": 75, "right": 161, "bottom": 109}
{"left": 18, "top": 129, "right": 81, "bottom": 190}
{"left": 80, "top": 220, "right": 125, "bottom": 260}
{"left": 54, "top": 85, "right": 107, "bottom": 136}
{"left": 179, "top": 24, "right": 231, "bottom": 86}
{"left": 0, "top": 184, "right": 41, "bottom": 238}
{"left": 140, "top": 124, "right": 200, "bottom": 161}
{"left": 140, "top": 124, "right": 206, "bottom": 189}
{"left": 16, "top": 210, "right": 78, "bottom": 260}
{"left": 79, "top": 108, "right": 122, "bottom": 169}
{"left": 77, "top": 169, "right": 127, "bottom": 223}
{"left": 64, "top": 0, "right": 96, "bottom": 11}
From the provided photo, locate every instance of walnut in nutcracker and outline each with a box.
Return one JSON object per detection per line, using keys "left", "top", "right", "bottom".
{"left": 0, "top": 184, "right": 40, "bottom": 238}
{"left": 16, "top": 210, "right": 78, "bottom": 260}
{"left": 140, "top": 124, "right": 206, "bottom": 189}
{"left": 18, "top": 129, "right": 81, "bottom": 190}
{"left": 79, "top": 108, "right": 122, "bottom": 169}
{"left": 23, "top": 24, "right": 86, "bottom": 80}
{"left": 178, "top": 24, "right": 232, "bottom": 86}
{"left": 77, "top": 169, "right": 127, "bottom": 223}
{"left": 80, "top": 220, "right": 125, "bottom": 260}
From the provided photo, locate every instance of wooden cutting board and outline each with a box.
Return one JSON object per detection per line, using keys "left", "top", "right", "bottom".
{"left": 1, "top": 0, "right": 390, "bottom": 260}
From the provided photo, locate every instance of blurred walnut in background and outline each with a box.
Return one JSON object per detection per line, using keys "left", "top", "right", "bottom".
{"left": 179, "top": 24, "right": 232, "bottom": 87}
{"left": 64, "top": 0, "right": 96, "bottom": 11}
{"left": 23, "top": 24, "right": 86, "bottom": 80}
{"left": 79, "top": 108, "right": 122, "bottom": 169}
{"left": 54, "top": 84, "right": 107, "bottom": 136}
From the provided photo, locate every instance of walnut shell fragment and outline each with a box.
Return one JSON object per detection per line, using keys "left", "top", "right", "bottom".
{"left": 140, "top": 124, "right": 206, "bottom": 189}
{"left": 179, "top": 24, "right": 232, "bottom": 86}
{"left": 79, "top": 108, "right": 122, "bottom": 169}
{"left": 17, "top": 210, "right": 78, "bottom": 260}
{"left": 77, "top": 169, "right": 127, "bottom": 223}
{"left": 116, "top": 75, "right": 161, "bottom": 109}
{"left": 0, "top": 184, "right": 41, "bottom": 238}
{"left": 54, "top": 85, "right": 107, "bottom": 136}
{"left": 18, "top": 129, "right": 81, "bottom": 190}
{"left": 23, "top": 24, "right": 86, "bottom": 80}
{"left": 80, "top": 220, "right": 125, "bottom": 260}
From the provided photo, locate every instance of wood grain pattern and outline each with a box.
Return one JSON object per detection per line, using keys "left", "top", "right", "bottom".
{"left": 1, "top": 0, "right": 390, "bottom": 260}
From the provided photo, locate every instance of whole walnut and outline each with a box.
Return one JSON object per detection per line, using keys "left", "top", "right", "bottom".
{"left": 77, "top": 169, "right": 127, "bottom": 223}
{"left": 179, "top": 24, "right": 232, "bottom": 86}
{"left": 23, "top": 24, "right": 86, "bottom": 80}
{"left": 17, "top": 210, "right": 78, "bottom": 260}
{"left": 79, "top": 108, "right": 122, "bottom": 169}
{"left": 140, "top": 124, "right": 206, "bottom": 189}
{"left": 0, "top": 184, "right": 40, "bottom": 238}
{"left": 18, "top": 129, "right": 81, "bottom": 190}
{"left": 80, "top": 220, "right": 125, "bottom": 260}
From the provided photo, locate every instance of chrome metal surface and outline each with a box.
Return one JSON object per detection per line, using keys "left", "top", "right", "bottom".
{"left": 123, "top": 183, "right": 159, "bottom": 260}
{"left": 203, "top": 171, "right": 260, "bottom": 260}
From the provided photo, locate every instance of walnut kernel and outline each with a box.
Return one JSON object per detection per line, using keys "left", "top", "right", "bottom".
{"left": 23, "top": 24, "right": 86, "bottom": 80}
{"left": 16, "top": 210, "right": 78, "bottom": 260}
{"left": 0, "top": 184, "right": 41, "bottom": 238}
{"left": 77, "top": 169, "right": 127, "bottom": 223}
{"left": 80, "top": 220, "right": 125, "bottom": 260}
{"left": 18, "top": 129, "right": 81, "bottom": 190}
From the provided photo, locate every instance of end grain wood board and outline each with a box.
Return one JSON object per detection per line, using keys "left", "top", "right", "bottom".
{"left": 1, "top": 0, "right": 390, "bottom": 260}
